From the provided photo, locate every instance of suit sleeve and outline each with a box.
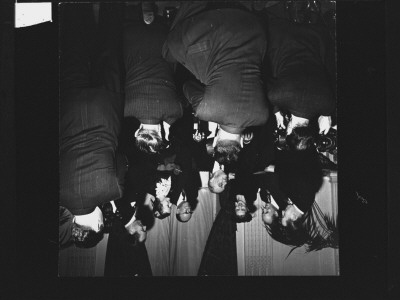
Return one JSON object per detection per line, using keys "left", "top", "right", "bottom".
{"left": 259, "top": 173, "right": 288, "bottom": 209}
{"left": 183, "top": 80, "right": 205, "bottom": 111}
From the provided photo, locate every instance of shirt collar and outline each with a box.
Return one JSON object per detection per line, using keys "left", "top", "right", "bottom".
{"left": 271, "top": 197, "right": 279, "bottom": 210}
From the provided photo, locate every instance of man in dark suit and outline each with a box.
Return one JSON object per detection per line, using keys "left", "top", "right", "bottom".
{"left": 163, "top": 1, "right": 269, "bottom": 166}
{"left": 59, "top": 3, "right": 124, "bottom": 237}
{"left": 265, "top": 15, "right": 336, "bottom": 150}
{"left": 123, "top": 3, "right": 183, "bottom": 155}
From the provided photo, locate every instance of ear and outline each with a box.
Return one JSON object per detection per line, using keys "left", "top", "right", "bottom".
{"left": 240, "top": 136, "right": 244, "bottom": 148}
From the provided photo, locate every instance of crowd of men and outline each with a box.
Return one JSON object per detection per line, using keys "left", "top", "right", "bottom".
{"left": 58, "top": 1, "right": 336, "bottom": 276}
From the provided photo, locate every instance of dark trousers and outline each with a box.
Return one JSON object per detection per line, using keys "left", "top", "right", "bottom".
{"left": 198, "top": 198, "right": 238, "bottom": 276}
{"left": 104, "top": 219, "right": 152, "bottom": 277}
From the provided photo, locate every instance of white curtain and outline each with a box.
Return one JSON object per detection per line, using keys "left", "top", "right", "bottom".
{"left": 145, "top": 172, "right": 219, "bottom": 276}
{"left": 144, "top": 207, "right": 175, "bottom": 276}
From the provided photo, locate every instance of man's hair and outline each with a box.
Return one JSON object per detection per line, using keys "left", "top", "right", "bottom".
{"left": 213, "top": 139, "right": 241, "bottom": 165}
{"left": 135, "top": 128, "right": 164, "bottom": 154}
{"left": 152, "top": 197, "right": 170, "bottom": 219}
{"left": 264, "top": 211, "right": 313, "bottom": 247}
{"left": 235, "top": 211, "right": 253, "bottom": 223}
{"left": 208, "top": 178, "right": 225, "bottom": 194}
{"left": 264, "top": 218, "right": 309, "bottom": 247}
{"left": 286, "top": 125, "right": 317, "bottom": 151}
{"left": 71, "top": 223, "right": 104, "bottom": 248}
{"left": 285, "top": 213, "right": 308, "bottom": 231}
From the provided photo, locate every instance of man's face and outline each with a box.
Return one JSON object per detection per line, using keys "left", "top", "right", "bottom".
{"left": 261, "top": 203, "right": 278, "bottom": 225}
{"left": 281, "top": 204, "right": 300, "bottom": 227}
{"left": 176, "top": 201, "right": 192, "bottom": 222}
{"left": 209, "top": 170, "right": 228, "bottom": 193}
{"left": 235, "top": 196, "right": 248, "bottom": 217}
{"left": 160, "top": 197, "right": 172, "bottom": 215}
{"left": 128, "top": 220, "right": 147, "bottom": 242}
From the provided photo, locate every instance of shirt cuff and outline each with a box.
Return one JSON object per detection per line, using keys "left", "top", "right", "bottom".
{"left": 163, "top": 121, "right": 171, "bottom": 141}
{"left": 124, "top": 212, "right": 136, "bottom": 228}
{"left": 212, "top": 161, "right": 221, "bottom": 173}
{"left": 271, "top": 197, "right": 279, "bottom": 210}
{"left": 110, "top": 201, "right": 117, "bottom": 213}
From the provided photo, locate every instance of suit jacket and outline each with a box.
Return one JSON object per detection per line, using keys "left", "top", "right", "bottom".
{"left": 163, "top": 4, "right": 269, "bottom": 133}
{"left": 266, "top": 16, "right": 335, "bottom": 119}
{"left": 59, "top": 5, "right": 124, "bottom": 215}
{"left": 123, "top": 16, "right": 182, "bottom": 124}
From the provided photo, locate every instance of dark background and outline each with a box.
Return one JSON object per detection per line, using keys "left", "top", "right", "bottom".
{"left": 2, "top": 0, "right": 396, "bottom": 299}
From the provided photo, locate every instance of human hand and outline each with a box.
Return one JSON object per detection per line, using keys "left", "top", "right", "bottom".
{"left": 275, "top": 111, "right": 286, "bottom": 130}
{"left": 73, "top": 206, "right": 104, "bottom": 233}
{"left": 242, "top": 132, "right": 254, "bottom": 145}
{"left": 318, "top": 116, "right": 332, "bottom": 135}
{"left": 125, "top": 219, "right": 147, "bottom": 242}
{"left": 286, "top": 115, "right": 309, "bottom": 135}
{"left": 193, "top": 129, "right": 204, "bottom": 142}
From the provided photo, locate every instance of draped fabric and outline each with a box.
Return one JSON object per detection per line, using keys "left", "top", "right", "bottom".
{"left": 144, "top": 173, "right": 218, "bottom": 276}
{"left": 169, "top": 187, "right": 217, "bottom": 276}
{"left": 145, "top": 207, "right": 175, "bottom": 276}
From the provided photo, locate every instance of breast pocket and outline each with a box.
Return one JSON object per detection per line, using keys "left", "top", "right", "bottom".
{"left": 186, "top": 40, "right": 211, "bottom": 82}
